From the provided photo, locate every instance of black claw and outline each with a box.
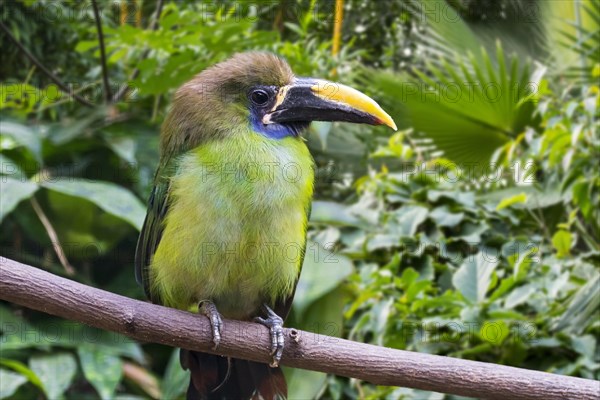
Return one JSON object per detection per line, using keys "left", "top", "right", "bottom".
{"left": 254, "top": 304, "right": 285, "bottom": 367}
{"left": 199, "top": 300, "right": 223, "bottom": 350}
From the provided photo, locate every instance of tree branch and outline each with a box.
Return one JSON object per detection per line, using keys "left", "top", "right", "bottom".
{"left": 0, "top": 20, "right": 94, "bottom": 107}
{"left": 0, "top": 257, "right": 597, "bottom": 400}
{"left": 91, "top": 0, "right": 112, "bottom": 102}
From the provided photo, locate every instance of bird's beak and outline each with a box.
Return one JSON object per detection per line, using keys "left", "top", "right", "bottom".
{"left": 263, "top": 78, "right": 397, "bottom": 130}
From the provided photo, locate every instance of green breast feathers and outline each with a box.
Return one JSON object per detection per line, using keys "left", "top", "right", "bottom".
{"left": 149, "top": 131, "right": 314, "bottom": 318}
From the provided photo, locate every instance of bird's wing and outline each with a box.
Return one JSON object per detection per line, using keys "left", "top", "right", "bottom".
{"left": 273, "top": 201, "right": 312, "bottom": 321}
{"left": 134, "top": 159, "right": 175, "bottom": 304}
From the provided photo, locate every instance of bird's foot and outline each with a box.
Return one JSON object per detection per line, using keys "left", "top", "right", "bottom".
{"left": 254, "top": 304, "right": 284, "bottom": 367}
{"left": 199, "top": 300, "right": 223, "bottom": 350}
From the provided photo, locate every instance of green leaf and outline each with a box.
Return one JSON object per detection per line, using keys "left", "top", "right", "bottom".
{"left": 0, "top": 120, "right": 42, "bottom": 161}
{"left": 429, "top": 206, "right": 464, "bottom": 227}
{"left": 452, "top": 251, "right": 499, "bottom": 303}
{"left": 311, "top": 121, "right": 333, "bottom": 150}
{"left": 481, "top": 184, "right": 563, "bottom": 210}
{"left": 75, "top": 40, "right": 98, "bottom": 53}
{"left": 286, "top": 286, "right": 348, "bottom": 399}
{"left": 0, "top": 368, "right": 28, "bottom": 399}
{"left": 553, "top": 273, "right": 600, "bottom": 334}
{"left": 42, "top": 190, "right": 130, "bottom": 256}
{"left": 161, "top": 349, "right": 189, "bottom": 400}
{"left": 104, "top": 136, "right": 137, "bottom": 164}
{"left": 293, "top": 240, "right": 353, "bottom": 316}
{"left": 46, "top": 108, "right": 107, "bottom": 145}
{"left": 509, "top": 246, "right": 536, "bottom": 282}
{"left": 78, "top": 345, "right": 123, "bottom": 400}
{"left": 41, "top": 179, "right": 145, "bottom": 230}
{"left": 428, "top": 190, "right": 475, "bottom": 207}
{"left": 91, "top": 334, "right": 145, "bottom": 365}
{"left": 496, "top": 192, "right": 527, "bottom": 210}
{"left": 489, "top": 276, "right": 515, "bottom": 302}
{"left": 0, "top": 178, "right": 38, "bottom": 222}
{"left": 393, "top": 205, "right": 428, "bottom": 236}
{"left": 0, "top": 359, "right": 44, "bottom": 391}
{"left": 479, "top": 321, "right": 510, "bottom": 345}
{"left": 571, "top": 335, "right": 596, "bottom": 357}
{"left": 366, "top": 233, "right": 399, "bottom": 252}
{"left": 309, "top": 201, "right": 365, "bottom": 228}
{"left": 0, "top": 154, "right": 24, "bottom": 178}
{"left": 29, "top": 353, "right": 77, "bottom": 399}
{"left": 504, "top": 284, "right": 536, "bottom": 308}
{"left": 286, "top": 368, "right": 326, "bottom": 400}
{"left": 399, "top": 267, "right": 419, "bottom": 287}
{"left": 552, "top": 230, "right": 572, "bottom": 258}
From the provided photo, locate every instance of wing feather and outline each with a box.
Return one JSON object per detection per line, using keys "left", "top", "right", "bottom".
{"left": 134, "top": 160, "right": 175, "bottom": 304}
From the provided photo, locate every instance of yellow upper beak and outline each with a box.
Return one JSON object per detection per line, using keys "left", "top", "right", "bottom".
{"left": 310, "top": 80, "right": 397, "bottom": 130}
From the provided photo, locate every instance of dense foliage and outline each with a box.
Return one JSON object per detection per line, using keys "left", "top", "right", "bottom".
{"left": 0, "top": 1, "right": 598, "bottom": 399}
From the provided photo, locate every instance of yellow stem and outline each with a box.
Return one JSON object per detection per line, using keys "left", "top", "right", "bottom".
{"left": 120, "top": 0, "right": 127, "bottom": 26}
{"left": 136, "top": 0, "right": 142, "bottom": 28}
{"left": 332, "top": 0, "right": 344, "bottom": 56}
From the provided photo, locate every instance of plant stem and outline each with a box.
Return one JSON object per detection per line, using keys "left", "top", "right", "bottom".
{"left": 30, "top": 197, "right": 75, "bottom": 276}
{"left": 91, "top": 0, "right": 112, "bottom": 103}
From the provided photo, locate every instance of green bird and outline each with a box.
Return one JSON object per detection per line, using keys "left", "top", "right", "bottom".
{"left": 135, "top": 52, "right": 396, "bottom": 400}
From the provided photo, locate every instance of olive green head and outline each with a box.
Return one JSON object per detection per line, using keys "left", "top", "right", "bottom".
{"left": 160, "top": 51, "right": 396, "bottom": 155}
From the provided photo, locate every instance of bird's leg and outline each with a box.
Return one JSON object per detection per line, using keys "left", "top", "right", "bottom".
{"left": 254, "top": 304, "right": 285, "bottom": 367}
{"left": 198, "top": 300, "right": 223, "bottom": 350}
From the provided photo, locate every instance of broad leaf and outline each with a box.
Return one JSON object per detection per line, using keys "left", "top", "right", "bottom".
{"left": 78, "top": 345, "right": 123, "bottom": 400}
{"left": 310, "top": 201, "right": 364, "bottom": 228}
{"left": 286, "top": 368, "right": 327, "bottom": 400}
{"left": 504, "top": 284, "right": 536, "bottom": 309}
{"left": 393, "top": 205, "right": 428, "bottom": 236}
{"left": 42, "top": 179, "right": 145, "bottom": 230}
{"left": 452, "top": 251, "right": 499, "bottom": 303}
{"left": 294, "top": 240, "right": 353, "bottom": 316}
{"left": 496, "top": 192, "right": 527, "bottom": 210}
{"left": 0, "top": 120, "right": 42, "bottom": 162}
{"left": 29, "top": 353, "right": 77, "bottom": 399}
{"left": 429, "top": 206, "right": 464, "bottom": 227}
{"left": 0, "top": 368, "right": 28, "bottom": 399}
{"left": 0, "top": 359, "right": 44, "bottom": 392}
{"left": 552, "top": 230, "right": 572, "bottom": 258}
{"left": 552, "top": 273, "right": 600, "bottom": 334}
{"left": 0, "top": 178, "right": 38, "bottom": 222}
{"left": 161, "top": 350, "right": 189, "bottom": 400}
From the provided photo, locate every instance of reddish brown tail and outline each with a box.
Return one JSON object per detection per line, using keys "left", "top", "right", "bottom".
{"left": 180, "top": 349, "right": 287, "bottom": 400}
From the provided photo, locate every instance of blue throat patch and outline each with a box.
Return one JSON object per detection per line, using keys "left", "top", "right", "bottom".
{"left": 249, "top": 112, "right": 307, "bottom": 139}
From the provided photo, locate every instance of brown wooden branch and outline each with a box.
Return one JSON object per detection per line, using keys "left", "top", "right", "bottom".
{"left": 0, "top": 20, "right": 94, "bottom": 107}
{"left": 0, "top": 257, "right": 597, "bottom": 400}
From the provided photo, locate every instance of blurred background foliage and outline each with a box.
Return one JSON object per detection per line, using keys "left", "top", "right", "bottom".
{"left": 0, "top": 0, "right": 598, "bottom": 399}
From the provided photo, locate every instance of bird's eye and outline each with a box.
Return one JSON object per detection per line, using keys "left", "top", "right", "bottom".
{"left": 250, "top": 89, "right": 270, "bottom": 106}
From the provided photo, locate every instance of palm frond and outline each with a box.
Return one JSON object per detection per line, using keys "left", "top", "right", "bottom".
{"left": 549, "top": 0, "right": 600, "bottom": 83}
{"left": 365, "top": 0, "right": 551, "bottom": 172}
{"left": 370, "top": 40, "right": 541, "bottom": 171}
